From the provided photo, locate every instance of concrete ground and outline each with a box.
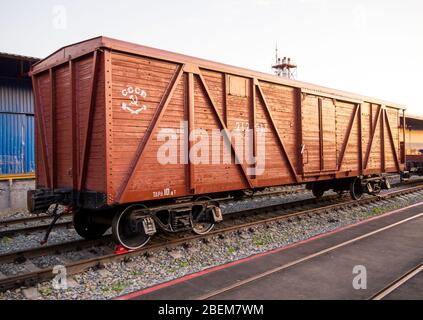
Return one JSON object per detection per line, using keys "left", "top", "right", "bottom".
{"left": 125, "top": 202, "right": 423, "bottom": 300}
{"left": 384, "top": 271, "right": 423, "bottom": 300}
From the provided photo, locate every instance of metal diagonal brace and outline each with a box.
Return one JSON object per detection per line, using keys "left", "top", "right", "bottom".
{"left": 337, "top": 104, "right": 359, "bottom": 171}
{"left": 384, "top": 109, "right": 401, "bottom": 171}
{"left": 363, "top": 105, "right": 383, "bottom": 170}
{"left": 116, "top": 64, "right": 184, "bottom": 202}
{"left": 197, "top": 72, "right": 254, "bottom": 189}
{"left": 255, "top": 81, "right": 299, "bottom": 183}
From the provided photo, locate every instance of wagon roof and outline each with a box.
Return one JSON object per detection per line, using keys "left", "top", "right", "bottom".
{"left": 31, "top": 36, "right": 405, "bottom": 110}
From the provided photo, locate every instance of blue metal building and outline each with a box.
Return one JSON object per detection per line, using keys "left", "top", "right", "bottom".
{"left": 0, "top": 53, "right": 39, "bottom": 177}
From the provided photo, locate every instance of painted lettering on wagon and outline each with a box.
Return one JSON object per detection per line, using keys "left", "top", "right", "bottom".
{"left": 121, "top": 86, "right": 148, "bottom": 115}
{"left": 153, "top": 188, "right": 177, "bottom": 198}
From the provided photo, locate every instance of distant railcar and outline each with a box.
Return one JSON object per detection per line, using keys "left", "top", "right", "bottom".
{"left": 28, "top": 37, "right": 406, "bottom": 249}
{"left": 406, "top": 155, "right": 423, "bottom": 176}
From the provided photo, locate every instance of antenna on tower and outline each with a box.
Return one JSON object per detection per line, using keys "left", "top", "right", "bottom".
{"left": 272, "top": 43, "right": 297, "bottom": 79}
{"left": 275, "top": 42, "right": 279, "bottom": 65}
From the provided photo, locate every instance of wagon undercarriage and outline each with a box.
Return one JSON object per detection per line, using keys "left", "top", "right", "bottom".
{"left": 28, "top": 174, "right": 394, "bottom": 249}
{"left": 29, "top": 190, "right": 225, "bottom": 249}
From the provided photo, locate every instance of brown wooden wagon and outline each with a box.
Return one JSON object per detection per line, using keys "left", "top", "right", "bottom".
{"left": 28, "top": 37, "right": 406, "bottom": 249}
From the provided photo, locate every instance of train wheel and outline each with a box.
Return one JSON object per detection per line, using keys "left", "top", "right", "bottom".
{"left": 73, "top": 209, "right": 110, "bottom": 240}
{"left": 191, "top": 196, "right": 216, "bottom": 235}
{"left": 312, "top": 185, "right": 325, "bottom": 199}
{"left": 112, "top": 205, "right": 151, "bottom": 250}
{"left": 350, "top": 178, "right": 364, "bottom": 200}
{"left": 369, "top": 181, "right": 382, "bottom": 196}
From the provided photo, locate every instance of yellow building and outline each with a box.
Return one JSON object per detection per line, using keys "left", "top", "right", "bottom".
{"left": 402, "top": 115, "right": 423, "bottom": 155}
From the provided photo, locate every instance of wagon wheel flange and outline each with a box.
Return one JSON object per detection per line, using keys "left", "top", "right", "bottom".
{"left": 112, "top": 204, "right": 151, "bottom": 250}
{"left": 350, "top": 177, "right": 364, "bottom": 200}
{"left": 191, "top": 196, "right": 216, "bottom": 235}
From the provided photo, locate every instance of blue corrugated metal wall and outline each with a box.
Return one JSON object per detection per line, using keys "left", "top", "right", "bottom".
{"left": 0, "top": 78, "right": 35, "bottom": 175}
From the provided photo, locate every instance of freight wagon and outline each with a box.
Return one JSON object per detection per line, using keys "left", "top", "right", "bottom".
{"left": 28, "top": 37, "right": 406, "bottom": 249}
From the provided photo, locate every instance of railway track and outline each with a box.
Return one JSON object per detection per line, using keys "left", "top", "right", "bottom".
{"left": 1, "top": 182, "right": 423, "bottom": 293}
{"left": 0, "top": 213, "right": 66, "bottom": 228}
{"left": 370, "top": 263, "right": 423, "bottom": 300}
{"left": 0, "top": 221, "right": 73, "bottom": 238}
{"left": 0, "top": 212, "right": 73, "bottom": 237}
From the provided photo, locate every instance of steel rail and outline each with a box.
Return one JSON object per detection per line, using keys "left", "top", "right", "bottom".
{"left": 0, "top": 213, "right": 72, "bottom": 228}
{"left": 0, "top": 237, "right": 112, "bottom": 265}
{"left": 0, "top": 221, "right": 73, "bottom": 238}
{"left": 370, "top": 263, "right": 423, "bottom": 300}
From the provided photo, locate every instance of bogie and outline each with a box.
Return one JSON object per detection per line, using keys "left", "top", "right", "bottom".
{"left": 110, "top": 198, "right": 222, "bottom": 250}
{"left": 112, "top": 205, "right": 153, "bottom": 250}
{"left": 309, "top": 176, "right": 390, "bottom": 201}
{"left": 350, "top": 177, "right": 364, "bottom": 200}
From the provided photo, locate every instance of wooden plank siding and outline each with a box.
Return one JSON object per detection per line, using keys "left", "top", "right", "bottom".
{"left": 32, "top": 52, "right": 107, "bottom": 194}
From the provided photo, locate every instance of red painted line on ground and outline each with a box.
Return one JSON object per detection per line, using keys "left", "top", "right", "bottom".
{"left": 114, "top": 201, "right": 423, "bottom": 300}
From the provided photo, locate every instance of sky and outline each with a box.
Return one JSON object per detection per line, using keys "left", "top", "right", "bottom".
{"left": 1, "top": 0, "right": 422, "bottom": 115}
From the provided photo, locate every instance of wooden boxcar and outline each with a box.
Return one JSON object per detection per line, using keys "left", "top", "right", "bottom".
{"left": 28, "top": 37, "right": 406, "bottom": 249}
